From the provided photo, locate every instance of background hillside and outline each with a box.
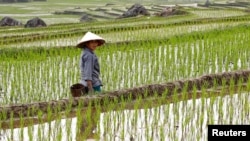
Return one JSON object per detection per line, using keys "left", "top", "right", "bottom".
{"left": 0, "top": 0, "right": 249, "bottom": 25}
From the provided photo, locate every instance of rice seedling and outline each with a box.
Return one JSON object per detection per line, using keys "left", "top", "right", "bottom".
{"left": 0, "top": 3, "right": 250, "bottom": 141}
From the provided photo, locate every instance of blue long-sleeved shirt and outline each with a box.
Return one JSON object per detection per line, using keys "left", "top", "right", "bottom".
{"left": 80, "top": 47, "right": 102, "bottom": 87}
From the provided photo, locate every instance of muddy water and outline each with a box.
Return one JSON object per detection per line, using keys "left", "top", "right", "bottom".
{"left": 0, "top": 90, "right": 249, "bottom": 141}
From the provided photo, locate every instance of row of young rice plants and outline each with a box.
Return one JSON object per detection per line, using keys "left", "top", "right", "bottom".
{"left": 100, "top": 24, "right": 250, "bottom": 90}
{"left": 0, "top": 6, "right": 247, "bottom": 36}
{"left": 1, "top": 77, "right": 249, "bottom": 140}
{"left": 0, "top": 17, "right": 250, "bottom": 141}
{"left": 99, "top": 85, "right": 250, "bottom": 140}
{"left": 1, "top": 18, "right": 249, "bottom": 49}
{"left": 0, "top": 15, "right": 185, "bottom": 38}
{"left": 0, "top": 23, "right": 249, "bottom": 104}
{"left": 1, "top": 11, "right": 250, "bottom": 48}
{"left": 188, "top": 8, "right": 248, "bottom": 18}
{"left": 0, "top": 46, "right": 249, "bottom": 138}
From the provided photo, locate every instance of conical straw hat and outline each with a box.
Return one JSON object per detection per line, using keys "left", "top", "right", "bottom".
{"left": 76, "top": 31, "right": 105, "bottom": 48}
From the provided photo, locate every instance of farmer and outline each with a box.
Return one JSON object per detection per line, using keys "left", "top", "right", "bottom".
{"left": 75, "top": 32, "right": 104, "bottom": 139}
{"left": 76, "top": 31, "right": 105, "bottom": 94}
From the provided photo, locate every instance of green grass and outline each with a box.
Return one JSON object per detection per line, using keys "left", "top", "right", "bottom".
{"left": 0, "top": 0, "right": 249, "bottom": 25}
{"left": 0, "top": 23, "right": 249, "bottom": 103}
{"left": 0, "top": 2, "right": 250, "bottom": 140}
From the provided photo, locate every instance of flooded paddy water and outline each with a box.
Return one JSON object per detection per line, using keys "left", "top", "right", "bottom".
{"left": 0, "top": 66, "right": 250, "bottom": 140}
{"left": 0, "top": 33, "right": 249, "bottom": 140}
{"left": 1, "top": 2, "right": 250, "bottom": 140}
{"left": 0, "top": 83, "right": 249, "bottom": 141}
{"left": 2, "top": 21, "right": 249, "bottom": 48}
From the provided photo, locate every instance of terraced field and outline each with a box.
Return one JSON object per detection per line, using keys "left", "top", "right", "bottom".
{"left": 0, "top": 0, "right": 250, "bottom": 141}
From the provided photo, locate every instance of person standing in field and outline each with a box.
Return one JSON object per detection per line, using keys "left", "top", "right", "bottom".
{"left": 76, "top": 31, "right": 105, "bottom": 94}
{"left": 76, "top": 31, "right": 105, "bottom": 139}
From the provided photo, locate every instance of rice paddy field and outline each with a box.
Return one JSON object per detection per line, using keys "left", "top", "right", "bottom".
{"left": 0, "top": 0, "right": 250, "bottom": 141}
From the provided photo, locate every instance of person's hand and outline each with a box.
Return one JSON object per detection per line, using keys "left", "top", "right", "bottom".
{"left": 88, "top": 88, "right": 94, "bottom": 95}
{"left": 86, "top": 80, "right": 94, "bottom": 94}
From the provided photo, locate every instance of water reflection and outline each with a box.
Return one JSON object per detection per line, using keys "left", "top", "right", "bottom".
{"left": 0, "top": 92, "right": 249, "bottom": 141}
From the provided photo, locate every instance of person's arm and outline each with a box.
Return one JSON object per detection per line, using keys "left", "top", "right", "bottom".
{"left": 83, "top": 54, "right": 94, "bottom": 94}
{"left": 86, "top": 80, "right": 94, "bottom": 93}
